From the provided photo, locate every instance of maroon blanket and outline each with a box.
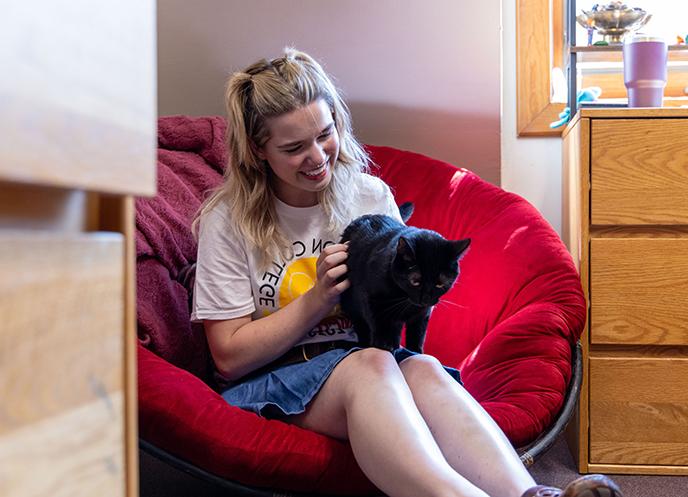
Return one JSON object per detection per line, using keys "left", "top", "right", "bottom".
{"left": 136, "top": 115, "right": 227, "bottom": 379}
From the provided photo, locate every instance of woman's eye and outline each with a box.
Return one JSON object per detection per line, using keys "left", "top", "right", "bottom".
{"left": 284, "top": 146, "right": 301, "bottom": 154}
{"left": 318, "top": 130, "right": 332, "bottom": 141}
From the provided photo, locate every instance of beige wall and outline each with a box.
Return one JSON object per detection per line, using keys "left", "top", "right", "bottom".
{"left": 157, "top": 0, "right": 501, "bottom": 184}
{"left": 500, "top": 0, "right": 563, "bottom": 234}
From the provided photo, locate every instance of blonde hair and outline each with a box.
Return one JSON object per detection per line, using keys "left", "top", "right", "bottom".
{"left": 192, "top": 48, "right": 370, "bottom": 267}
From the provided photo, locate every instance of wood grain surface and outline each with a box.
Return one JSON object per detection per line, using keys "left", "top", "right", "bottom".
{"left": 0, "top": 232, "right": 124, "bottom": 429}
{"left": 591, "top": 119, "right": 688, "bottom": 225}
{"left": 590, "top": 238, "right": 688, "bottom": 345}
{"left": 516, "top": 0, "right": 566, "bottom": 136}
{"left": 590, "top": 357, "right": 688, "bottom": 466}
{"left": 0, "top": 394, "right": 124, "bottom": 497}
{"left": 0, "top": 0, "right": 156, "bottom": 196}
{"left": 561, "top": 116, "right": 591, "bottom": 471}
{"left": 0, "top": 232, "right": 125, "bottom": 495}
{"left": 565, "top": 111, "right": 688, "bottom": 474}
{"left": 1, "top": 4, "right": 155, "bottom": 495}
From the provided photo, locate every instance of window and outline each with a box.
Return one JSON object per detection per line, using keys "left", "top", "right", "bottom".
{"left": 517, "top": 0, "right": 688, "bottom": 137}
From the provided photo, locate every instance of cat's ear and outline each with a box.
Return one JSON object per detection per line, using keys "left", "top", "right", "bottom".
{"left": 398, "top": 202, "right": 414, "bottom": 223}
{"left": 396, "top": 236, "right": 416, "bottom": 264}
{"left": 451, "top": 238, "right": 471, "bottom": 261}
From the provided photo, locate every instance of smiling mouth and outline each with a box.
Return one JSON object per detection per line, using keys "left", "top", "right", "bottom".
{"left": 301, "top": 162, "right": 328, "bottom": 179}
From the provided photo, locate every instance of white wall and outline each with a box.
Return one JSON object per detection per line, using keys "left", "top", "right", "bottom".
{"left": 500, "top": 0, "right": 562, "bottom": 234}
{"left": 157, "top": 0, "right": 502, "bottom": 184}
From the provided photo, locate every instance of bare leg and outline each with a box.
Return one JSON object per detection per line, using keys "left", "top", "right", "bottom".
{"left": 289, "top": 348, "right": 489, "bottom": 497}
{"left": 399, "top": 354, "right": 536, "bottom": 497}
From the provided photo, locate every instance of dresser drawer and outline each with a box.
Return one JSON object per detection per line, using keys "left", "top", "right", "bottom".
{"left": 591, "top": 119, "right": 688, "bottom": 225}
{"left": 590, "top": 238, "right": 688, "bottom": 345}
{"left": 590, "top": 357, "right": 688, "bottom": 466}
{"left": 0, "top": 232, "right": 125, "bottom": 496}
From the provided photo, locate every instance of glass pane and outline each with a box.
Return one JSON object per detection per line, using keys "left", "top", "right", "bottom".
{"left": 569, "top": 1, "right": 688, "bottom": 104}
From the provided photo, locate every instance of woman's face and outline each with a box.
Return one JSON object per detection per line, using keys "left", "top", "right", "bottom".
{"left": 257, "top": 99, "right": 340, "bottom": 207}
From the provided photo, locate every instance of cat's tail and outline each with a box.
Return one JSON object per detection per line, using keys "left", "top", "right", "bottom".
{"left": 398, "top": 202, "right": 414, "bottom": 223}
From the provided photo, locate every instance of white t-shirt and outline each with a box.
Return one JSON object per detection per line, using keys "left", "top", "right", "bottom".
{"left": 191, "top": 173, "right": 402, "bottom": 346}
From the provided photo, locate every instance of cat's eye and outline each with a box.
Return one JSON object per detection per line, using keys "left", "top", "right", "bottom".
{"left": 410, "top": 280, "right": 421, "bottom": 287}
{"left": 435, "top": 283, "right": 445, "bottom": 288}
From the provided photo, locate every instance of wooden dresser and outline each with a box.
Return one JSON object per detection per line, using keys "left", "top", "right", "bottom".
{"left": 562, "top": 108, "right": 688, "bottom": 475}
{"left": 0, "top": 2, "right": 155, "bottom": 496}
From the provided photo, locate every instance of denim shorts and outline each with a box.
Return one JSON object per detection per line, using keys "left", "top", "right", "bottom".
{"left": 220, "top": 346, "right": 462, "bottom": 419}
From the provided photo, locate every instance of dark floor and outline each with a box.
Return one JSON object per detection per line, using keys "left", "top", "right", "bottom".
{"left": 140, "top": 434, "right": 687, "bottom": 497}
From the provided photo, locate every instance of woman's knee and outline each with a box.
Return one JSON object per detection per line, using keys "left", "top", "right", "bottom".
{"left": 398, "top": 353, "right": 448, "bottom": 387}
{"left": 286, "top": 351, "right": 396, "bottom": 438}
{"left": 331, "top": 348, "right": 402, "bottom": 400}
{"left": 339, "top": 347, "right": 399, "bottom": 379}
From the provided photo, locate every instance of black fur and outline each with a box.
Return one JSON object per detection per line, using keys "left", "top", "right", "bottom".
{"left": 340, "top": 202, "right": 470, "bottom": 352}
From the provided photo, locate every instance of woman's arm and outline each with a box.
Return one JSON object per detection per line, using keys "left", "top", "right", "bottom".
{"left": 204, "top": 243, "right": 350, "bottom": 381}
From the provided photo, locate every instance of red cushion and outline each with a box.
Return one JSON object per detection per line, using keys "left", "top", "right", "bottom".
{"left": 137, "top": 116, "right": 585, "bottom": 493}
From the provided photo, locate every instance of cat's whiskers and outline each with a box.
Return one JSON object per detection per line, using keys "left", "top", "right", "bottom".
{"left": 378, "top": 297, "right": 410, "bottom": 319}
{"left": 436, "top": 298, "right": 467, "bottom": 310}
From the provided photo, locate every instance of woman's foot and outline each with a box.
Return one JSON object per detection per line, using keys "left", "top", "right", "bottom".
{"left": 521, "top": 474, "right": 623, "bottom": 497}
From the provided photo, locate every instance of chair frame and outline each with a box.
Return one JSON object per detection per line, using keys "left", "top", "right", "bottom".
{"left": 139, "top": 342, "right": 583, "bottom": 496}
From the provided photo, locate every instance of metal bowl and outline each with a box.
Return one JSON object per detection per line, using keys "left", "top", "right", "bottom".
{"left": 576, "top": 2, "right": 652, "bottom": 44}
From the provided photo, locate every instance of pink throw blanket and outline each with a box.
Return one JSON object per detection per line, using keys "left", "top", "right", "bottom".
{"left": 136, "top": 115, "right": 227, "bottom": 379}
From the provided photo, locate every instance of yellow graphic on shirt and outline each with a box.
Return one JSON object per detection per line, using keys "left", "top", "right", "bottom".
{"left": 277, "top": 256, "right": 340, "bottom": 319}
{"left": 258, "top": 254, "right": 354, "bottom": 342}
{"left": 278, "top": 257, "right": 318, "bottom": 308}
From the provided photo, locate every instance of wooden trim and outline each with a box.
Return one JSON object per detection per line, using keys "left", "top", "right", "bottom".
{"left": 579, "top": 117, "right": 591, "bottom": 473}
{"left": 516, "top": 0, "right": 565, "bottom": 137}
{"left": 577, "top": 107, "right": 688, "bottom": 119}
{"left": 561, "top": 115, "right": 592, "bottom": 472}
{"left": 518, "top": 101, "right": 567, "bottom": 136}
{"left": 122, "top": 196, "right": 138, "bottom": 497}
{"left": 562, "top": 116, "right": 581, "bottom": 467}
{"left": 588, "top": 463, "right": 688, "bottom": 476}
{"left": 98, "top": 195, "right": 139, "bottom": 497}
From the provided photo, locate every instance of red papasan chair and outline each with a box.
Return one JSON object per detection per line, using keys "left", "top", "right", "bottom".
{"left": 137, "top": 116, "right": 585, "bottom": 496}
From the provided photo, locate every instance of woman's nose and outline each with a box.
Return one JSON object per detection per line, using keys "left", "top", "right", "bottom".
{"left": 308, "top": 142, "right": 327, "bottom": 164}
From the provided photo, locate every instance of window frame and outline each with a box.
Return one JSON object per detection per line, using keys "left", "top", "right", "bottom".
{"left": 517, "top": 0, "right": 688, "bottom": 137}
{"left": 516, "top": 0, "right": 566, "bottom": 137}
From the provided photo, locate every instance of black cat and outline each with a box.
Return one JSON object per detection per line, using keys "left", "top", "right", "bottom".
{"left": 340, "top": 203, "right": 470, "bottom": 353}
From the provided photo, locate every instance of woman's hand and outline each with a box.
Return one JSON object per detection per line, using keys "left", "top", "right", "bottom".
{"left": 310, "top": 242, "right": 350, "bottom": 309}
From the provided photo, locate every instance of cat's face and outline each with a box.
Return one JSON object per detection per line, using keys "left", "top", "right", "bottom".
{"left": 391, "top": 233, "right": 470, "bottom": 306}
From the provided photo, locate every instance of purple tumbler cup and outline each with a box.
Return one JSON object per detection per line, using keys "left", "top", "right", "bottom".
{"left": 623, "top": 35, "right": 668, "bottom": 107}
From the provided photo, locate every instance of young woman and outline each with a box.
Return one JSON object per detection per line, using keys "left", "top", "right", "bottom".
{"left": 191, "top": 48, "right": 622, "bottom": 497}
